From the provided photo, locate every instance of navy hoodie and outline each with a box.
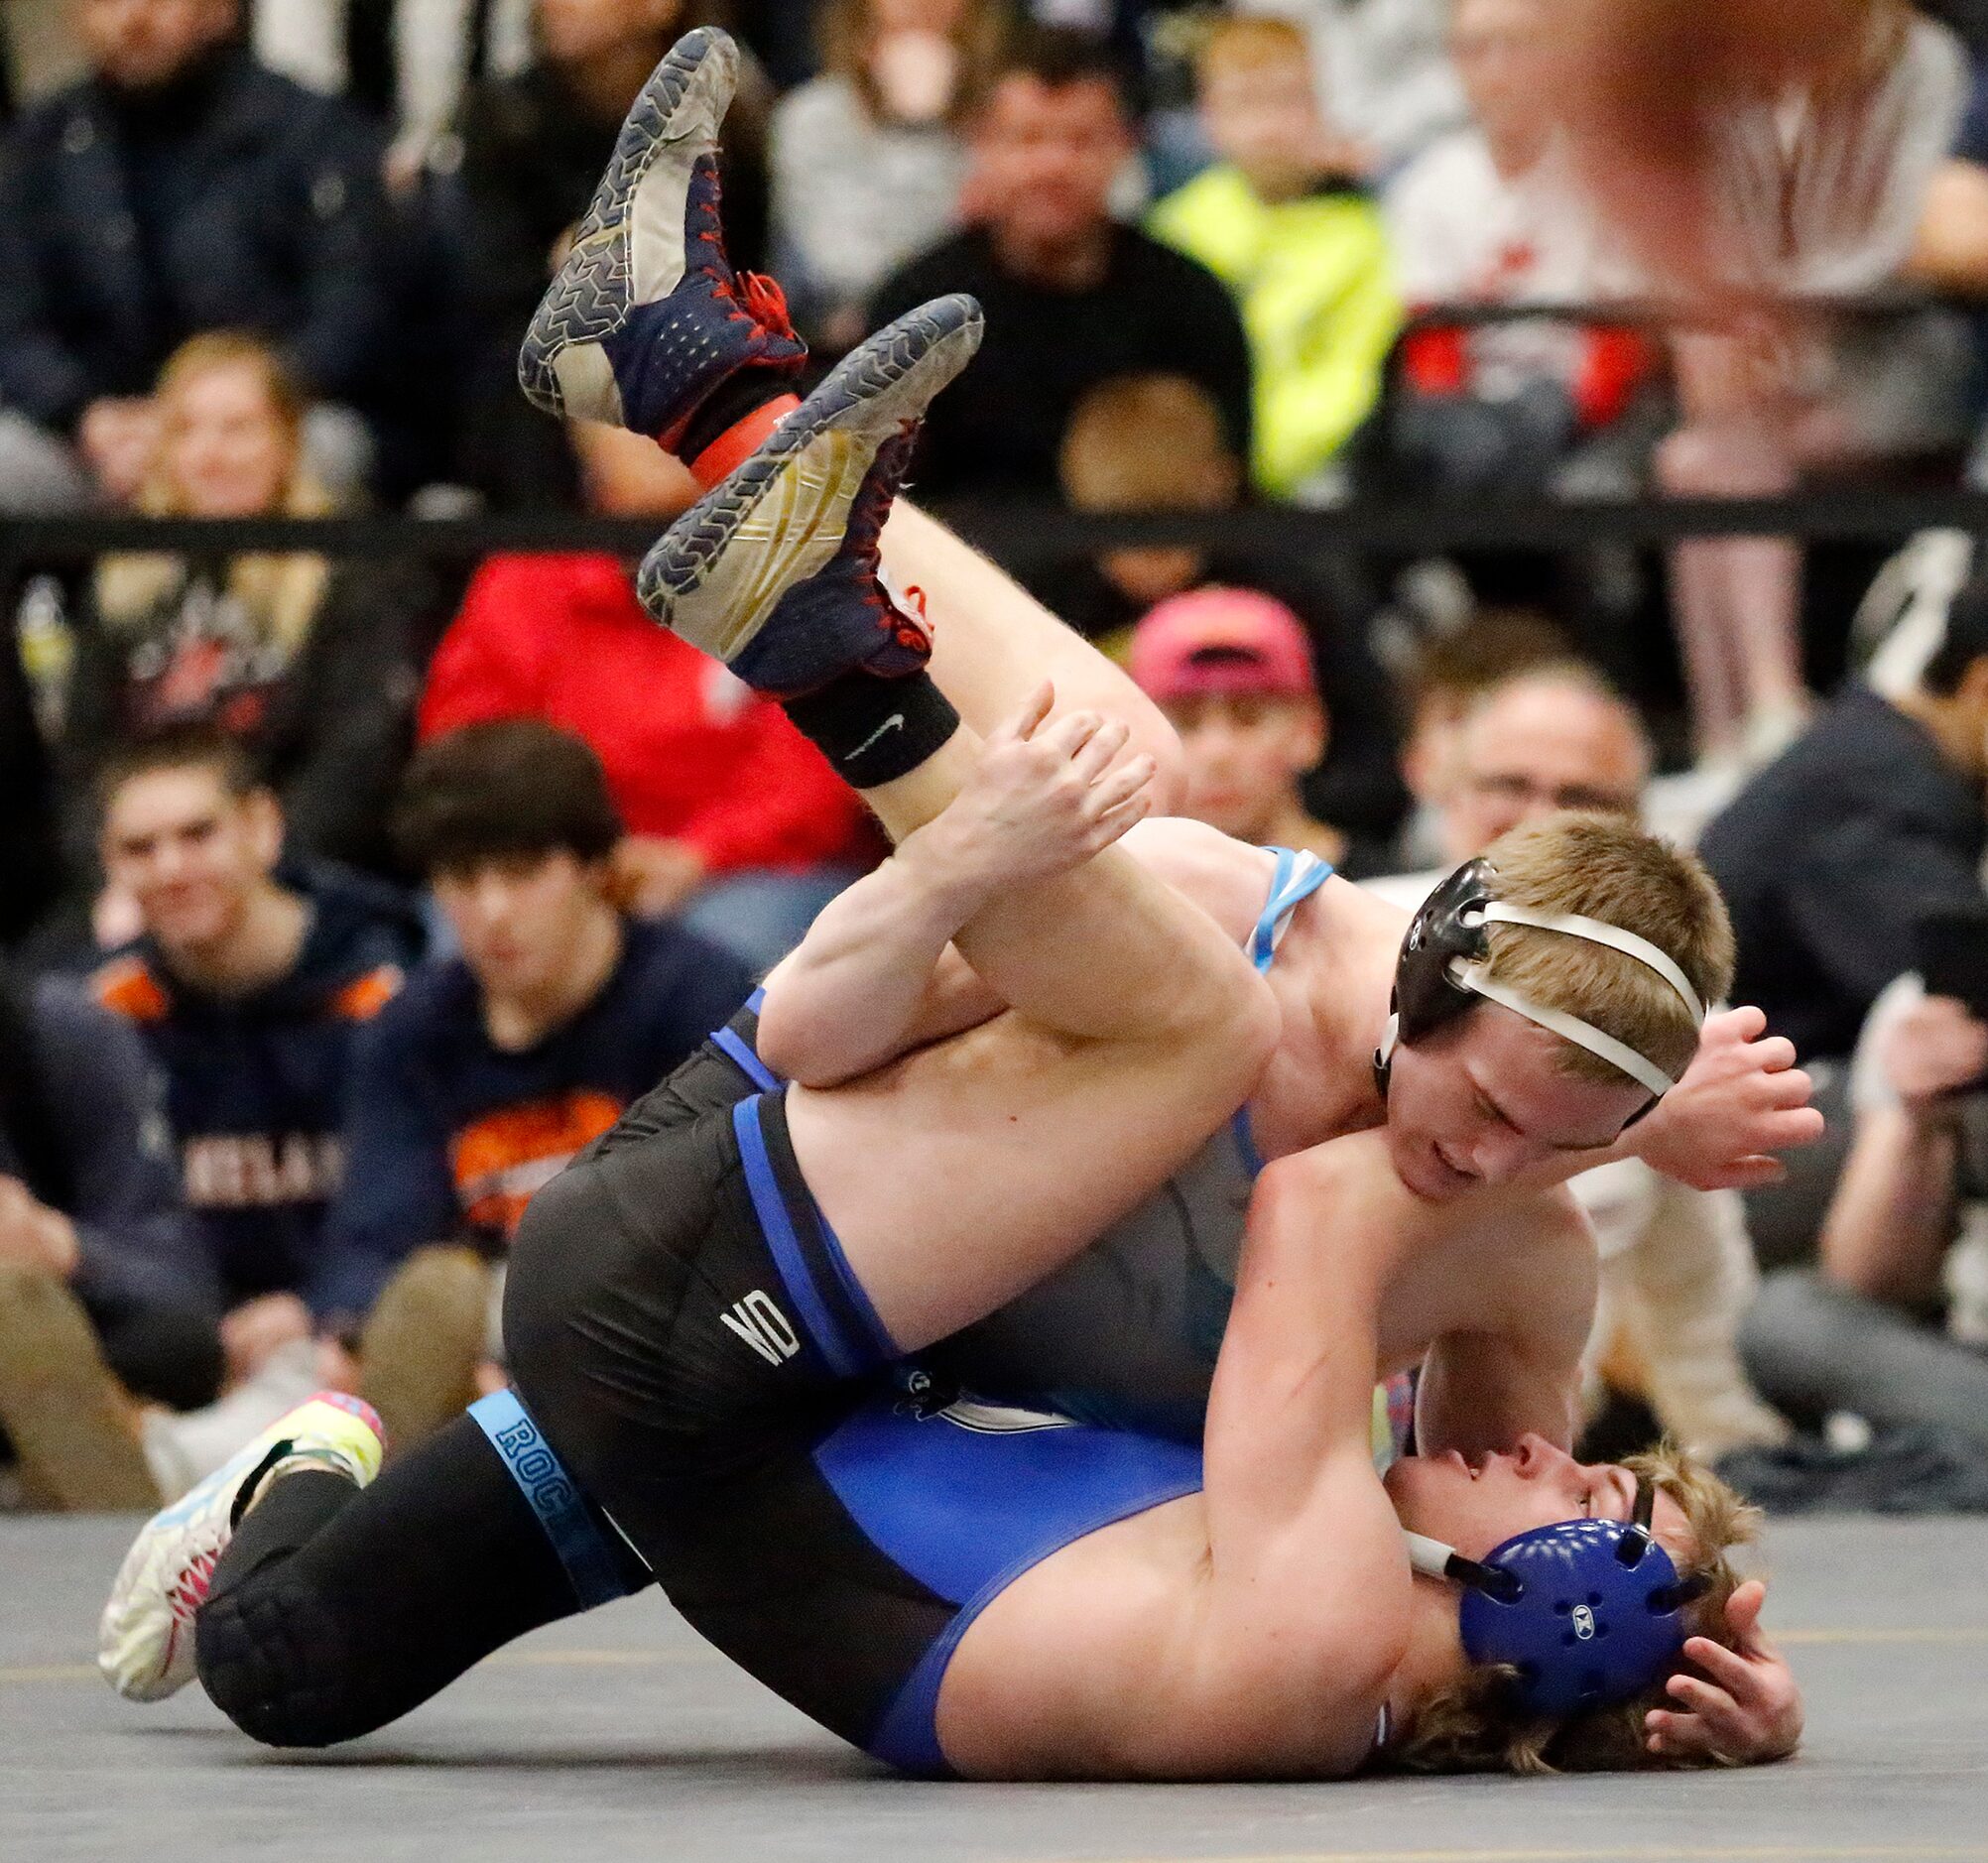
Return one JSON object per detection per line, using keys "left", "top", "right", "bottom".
{"left": 91, "top": 859, "right": 424, "bottom": 1305}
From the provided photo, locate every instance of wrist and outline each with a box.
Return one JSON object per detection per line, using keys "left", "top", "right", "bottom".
{"left": 894, "top": 825, "right": 992, "bottom": 931}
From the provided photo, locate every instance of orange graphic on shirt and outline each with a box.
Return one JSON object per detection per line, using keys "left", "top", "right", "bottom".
{"left": 449, "top": 1090, "right": 623, "bottom": 1239}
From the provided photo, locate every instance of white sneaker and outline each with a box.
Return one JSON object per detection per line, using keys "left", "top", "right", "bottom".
{"left": 98, "top": 1392, "right": 385, "bottom": 1702}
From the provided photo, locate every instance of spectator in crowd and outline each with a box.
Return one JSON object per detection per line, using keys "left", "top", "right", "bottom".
{"left": 1387, "top": 605, "right": 1574, "bottom": 870}
{"left": 1743, "top": 952, "right": 1988, "bottom": 1444}
{"left": 868, "top": 24, "right": 1252, "bottom": 500}
{"left": 319, "top": 720, "right": 755, "bottom": 1450}
{"left": 1034, "top": 373, "right": 1409, "bottom": 852}
{"left": 1700, "top": 564, "right": 1988, "bottom": 1065}
{"left": 1237, "top": 0, "right": 1463, "bottom": 176}
{"left": 1147, "top": 14, "right": 1399, "bottom": 502}
{"left": 770, "top": 0, "right": 1007, "bottom": 352}
{"left": 1644, "top": 3, "right": 1968, "bottom": 770}
{"left": 0, "top": 960, "right": 224, "bottom": 1509}
{"left": 0, "top": 0, "right": 403, "bottom": 511}
{"left": 1420, "top": 660, "right": 1650, "bottom": 866}
{"left": 1127, "top": 586, "right": 1375, "bottom": 871}
{"left": 242, "top": 0, "right": 536, "bottom": 183}
{"left": 1381, "top": 0, "right": 1658, "bottom": 498}
{"left": 420, "top": 419, "right": 870, "bottom": 975}
{"left": 451, "top": 0, "right": 773, "bottom": 506}
{"left": 88, "top": 731, "right": 423, "bottom": 1327}
{"left": 56, "top": 332, "right": 430, "bottom": 885}
{"left": 1910, "top": 51, "right": 1988, "bottom": 477}
{"left": 1366, "top": 664, "right": 1789, "bottom": 1461}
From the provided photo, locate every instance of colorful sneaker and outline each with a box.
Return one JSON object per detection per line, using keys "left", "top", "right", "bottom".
{"left": 97, "top": 1392, "right": 384, "bottom": 1703}
{"left": 635, "top": 295, "right": 982, "bottom": 697}
{"left": 517, "top": 26, "right": 806, "bottom": 443}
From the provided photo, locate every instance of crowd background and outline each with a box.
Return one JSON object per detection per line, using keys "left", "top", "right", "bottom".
{"left": 10, "top": 0, "right": 1988, "bottom": 1516}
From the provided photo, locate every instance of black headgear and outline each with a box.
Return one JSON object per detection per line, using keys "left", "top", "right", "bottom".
{"left": 1372, "top": 858, "right": 1705, "bottom": 1102}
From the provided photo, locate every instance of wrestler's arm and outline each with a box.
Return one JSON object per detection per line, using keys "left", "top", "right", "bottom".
{"left": 1410, "top": 1186, "right": 1595, "bottom": 1459}
{"left": 1093, "top": 1137, "right": 1425, "bottom": 1776}
{"left": 759, "top": 810, "right": 1273, "bottom": 1085}
{"left": 1507, "top": 1007, "right": 1823, "bottom": 1195}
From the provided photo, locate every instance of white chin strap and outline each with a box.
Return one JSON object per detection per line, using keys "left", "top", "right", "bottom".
{"left": 1457, "top": 903, "right": 1705, "bottom": 1099}
{"left": 1404, "top": 1530, "right": 1461, "bottom": 1580}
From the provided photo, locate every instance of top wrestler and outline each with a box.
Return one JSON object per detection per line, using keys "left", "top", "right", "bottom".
{"left": 504, "top": 29, "right": 1817, "bottom": 1470}
{"left": 98, "top": 27, "right": 1804, "bottom": 1773}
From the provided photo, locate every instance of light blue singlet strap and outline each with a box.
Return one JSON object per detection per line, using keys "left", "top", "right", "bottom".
{"left": 469, "top": 1390, "right": 632, "bottom": 1610}
{"left": 1234, "top": 847, "right": 1335, "bottom": 1174}
{"left": 1248, "top": 846, "right": 1333, "bottom": 974}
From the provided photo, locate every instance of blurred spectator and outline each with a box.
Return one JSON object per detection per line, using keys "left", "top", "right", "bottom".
{"left": 1646, "top": 5, "right": 1968, "bottom": 769}
{"left": 1416, "top": 660, "right": 1649, "bottom": 866}
{"left": 1387, "top": 605, "right": 1572, "bottom": 870}
{"left": 1702, "top": 563, "right": 1988, "bottom": 1063}
{"left": 869, "top": 24, "right": 1251, "bottom": 500}
{"left": 1911, "top": 52, "right": 1988, "bottom": 475}
{"left": 0, "top": 960, "right": 225, "bottom": 1509}
{"left": 1366, "top": 665, "right": 1788, "bottom": 1461}
{"left": 1381, "top": 0, "right": 1658, "bottom": 498}
{"left": 53, "top": 332, "right": 429, "bottom": 882}
{"left": 89, "top": 731, "right": 424, "bottom": 1318}
{"left": 1127, "top": 586, "right": 1371, "bottom": 870}
{"left": 0, "top": 0, "right": 403, "bottom": 510}
{"left": 320, "top": 720, "right": 754, "bottom": 1449}
{"left": 1744, "top": 960, "right": 1988, "bottom": 1444}
{"left": 1237, "top": 0, "right": 1463, "bottom": 176}
{"left": 451, "top": 0, "right": 772, "bottom": 507}
{"left": 420, "top": 419, "right": 870, "bottom": 974}
{"left": 770, "top": 0, "right": 1007, "bottom": 351}
{"left": 1148, "top": 15, "right": 1398, "bottom": 502}
{"left": 1032, "top": 372, "right": 1409, "bottom": 850}
{"left": 244, "top": 0, "right": 536, "bottom": 182}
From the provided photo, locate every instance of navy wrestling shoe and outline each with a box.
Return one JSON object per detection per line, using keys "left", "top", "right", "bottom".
{"left": 635, "top": 295, "right": 982, "bottom": 698}
{"left": 517, "top": 27, "right": 806, "bottom": 443}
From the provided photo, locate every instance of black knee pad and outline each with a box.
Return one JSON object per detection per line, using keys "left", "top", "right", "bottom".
{"left": 196, "top": 1575, "right": 371, "bottom": 1749}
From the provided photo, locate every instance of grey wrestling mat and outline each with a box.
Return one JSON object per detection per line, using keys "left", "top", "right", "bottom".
{"left": 4, "top": 1515, "right": 1986, "bottom": 1863}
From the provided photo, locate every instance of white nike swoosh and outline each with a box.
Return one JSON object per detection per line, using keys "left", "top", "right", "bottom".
{"left": 846, "top": 714, "right": 906, "bottom": 760}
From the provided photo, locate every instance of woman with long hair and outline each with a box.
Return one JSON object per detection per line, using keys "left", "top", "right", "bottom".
{"left": 62, "top": 332, "right": 429, "bottom": 884}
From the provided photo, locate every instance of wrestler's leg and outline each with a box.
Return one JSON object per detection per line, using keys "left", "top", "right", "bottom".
{"left": 513, "top": 31, "right": 1183, "bottom": 803}
{"left": 882, "top": 501, "right": 1186, "bottom": 808}
{"left": 194, "top": 1413, "right": 644, "bottom": 1748}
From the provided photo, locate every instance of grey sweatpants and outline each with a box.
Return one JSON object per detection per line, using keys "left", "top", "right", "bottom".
{"left": 1740, "top": 1268, "right": 1988, "bottom": 1442}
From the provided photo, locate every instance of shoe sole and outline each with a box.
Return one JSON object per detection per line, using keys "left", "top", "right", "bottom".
{"left": 636, "top": 295, "right": 983, "bottom": 665}
{"left": 517, "top": 27, "right": 739, "bottom": 423}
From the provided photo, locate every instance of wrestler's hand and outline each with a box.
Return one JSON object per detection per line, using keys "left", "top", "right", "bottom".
{"left": 907, "top": 683, "right": 1157, "bottom": 906}
{"left": 1631, "top": 1006, "right": 1823, "bottom": 1190}
{"left": 1645, "top": 1579, "right": 1802, "bottom": 1765}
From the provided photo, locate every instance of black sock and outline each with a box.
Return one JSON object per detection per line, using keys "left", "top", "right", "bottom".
{"left": 784, "top": 670, "right": 960, "bottom": 789}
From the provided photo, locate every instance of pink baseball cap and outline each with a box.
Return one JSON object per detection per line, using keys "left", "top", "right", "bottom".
{"left": 1128, "top": 587, "right": 1316, "bottom": 701}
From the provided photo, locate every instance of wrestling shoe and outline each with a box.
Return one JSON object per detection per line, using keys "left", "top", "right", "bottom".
{"left": 97, "top": 1392, "right": 384, "bottom": 1703}
{"left": 636, "top": 294, "right": 982, "bottom": 697}
{"left": 518, "top": 26, "right": 806, "bottom": 445}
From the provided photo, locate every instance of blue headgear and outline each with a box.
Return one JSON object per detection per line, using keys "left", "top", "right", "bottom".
{"left": 1405, "top": 1476, "right": 1709, "bottom": 1719}
{"left": 1372, "top": 858, "right": 1707, "bottom": 1105}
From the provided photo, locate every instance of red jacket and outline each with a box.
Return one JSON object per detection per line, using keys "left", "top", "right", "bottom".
{"left": 420, "top": 554, "right": 870, "bottom": 874}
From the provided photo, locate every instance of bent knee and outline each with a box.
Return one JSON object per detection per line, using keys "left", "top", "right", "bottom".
{"left": 196, "top": 1579, "right": 370, "bottom": 1749}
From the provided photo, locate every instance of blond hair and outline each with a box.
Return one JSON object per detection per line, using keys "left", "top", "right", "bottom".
{"left": 94, "top": 331, "right": 331, "bottom": 660}
{"left": 1478, "top": 812, "right": 1734, "bottom": 1087}
{"left": 1195, "top": 14, "right": 1310, "bottom": 90}
{"left": 1059, "top": 373, "right": 1237, "bottom": 510}
{"left": 1394, "top": 1440, "right": 1762, "bottom": 1775}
